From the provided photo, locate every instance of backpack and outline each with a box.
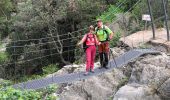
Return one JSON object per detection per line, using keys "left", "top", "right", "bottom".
{"left": 83, "top": 34, "right": 96, "bottom": 52}
{"left": 96, "top": 25, "right": 110, "bottom": 41}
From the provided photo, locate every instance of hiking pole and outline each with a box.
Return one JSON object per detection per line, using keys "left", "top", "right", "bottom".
{"left": 109, "top": 48, "right": 118, "bottom": 68}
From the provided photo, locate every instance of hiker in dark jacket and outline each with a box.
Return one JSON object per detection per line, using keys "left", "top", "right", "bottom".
{"left": 95, "top": 19, "right": 114, "bottom": 69}
{"left": 77, "top": 25, "right": 100, "bottom": 75}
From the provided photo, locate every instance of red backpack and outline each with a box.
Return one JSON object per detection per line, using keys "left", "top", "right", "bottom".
{"left": 83, "top": 34, "right": 96, "bottom": 52}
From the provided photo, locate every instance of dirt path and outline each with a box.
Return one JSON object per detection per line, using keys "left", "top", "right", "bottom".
{"left": 120, "top": 28, "right": 170, "bottom": 48}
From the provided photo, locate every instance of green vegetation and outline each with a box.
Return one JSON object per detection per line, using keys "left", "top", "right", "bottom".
{"left": 2, "top": 0, "right": 108, "bottom": 78}
{"left": 117, "top": 77, "right": 129, "bottom": 90}
{"left": 0, "top": 80, "right": 13, "bottom": 88}
{"left": 42, "top": 64, "right": 59, "bottom": 75}
{"left": 0, "top": 43, "right": 3, "bottom": 48}
{"left": 0, "top": 0, "right": 15, "bottom": 39}
{"left": 110, "top": 31, "right": 121, "bottom": 47}
{"left": 0, "top": 80, "right": 58, "bottom": 100}
{"left": 0, "top": 84, "right": 58, "bottom": 100}
{"left": 0, "top": 65, "right": 58, "bottom": 100}
{"left": 97, "top": 5, "right": 122, "bottom": 23}
{"left": 0, "top": 52, "right": 8, "bottom": 64}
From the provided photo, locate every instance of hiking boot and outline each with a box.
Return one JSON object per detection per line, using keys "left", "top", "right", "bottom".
{"left": 90, "top": 70, "right": 95, "bottom": 73}
{"left": 103, "top": 63, "right": 109, "bottom": 69}
{"left": 99, "top": 66, "right": 103, "bottom": 69}
{"left": 104, "top": 66, "right": 109, "bottom": 69}
{"left": 84, "top": 72, "right": 89, "bottom": 76}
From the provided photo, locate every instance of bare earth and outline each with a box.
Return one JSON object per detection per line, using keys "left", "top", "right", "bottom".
{"left": 120, "top": 28, "right": 170, "bottom": 48}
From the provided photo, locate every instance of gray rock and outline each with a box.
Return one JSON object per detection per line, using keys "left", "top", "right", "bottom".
{"left": 113, "top": 53, "right": 170, "bottom": 100}
{"left": 113, "top": 84, "right": 161, "bottom": 100}
{"left": 58, "top": 68, "right": 127, "bottom": 100}
{"left": 55, "top": 50, "right": 170, "bottom": 100}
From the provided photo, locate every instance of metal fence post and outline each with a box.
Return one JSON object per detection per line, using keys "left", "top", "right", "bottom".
{"left": 147, "top": 0, "right": 156, "bottom": 39}
{"left": 162, "top": 0, "right": 170, "bottom": 41}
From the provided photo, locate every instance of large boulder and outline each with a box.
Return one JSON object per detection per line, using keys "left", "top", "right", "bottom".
{"left": 113, "top": 84, "right": 161, "bottom": 100}
{"left": 114, "top": 53, "right": 170, "bottom": 100}
{"left": 58, "top": 68, "right": 127, "bottom": 100}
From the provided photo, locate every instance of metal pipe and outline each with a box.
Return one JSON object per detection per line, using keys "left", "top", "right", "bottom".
{"left": 147, "top": 0, "right": 156, "bottom": 39}
{"left": 162, "top": 0, "right": 170, "bottom": 41}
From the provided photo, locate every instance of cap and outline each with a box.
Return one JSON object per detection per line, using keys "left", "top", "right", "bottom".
{"left": 96, "top": 19, "right": 102, "bottom": 22}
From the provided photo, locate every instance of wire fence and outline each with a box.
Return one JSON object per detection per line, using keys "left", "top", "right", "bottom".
{"left": 2, "top": 0, "right": 165, "bottom": 86}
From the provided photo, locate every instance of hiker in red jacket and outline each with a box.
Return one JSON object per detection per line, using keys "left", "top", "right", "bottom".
{"left": 77, "top": 25, "right": 100, "bottom": 75}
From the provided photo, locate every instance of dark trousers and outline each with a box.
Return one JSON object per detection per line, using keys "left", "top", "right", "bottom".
{"left": 98, "top": 42, "right": 109, "bottom": 67}
{"left": 99, "top": 53, "right": 109, "bottom": 67}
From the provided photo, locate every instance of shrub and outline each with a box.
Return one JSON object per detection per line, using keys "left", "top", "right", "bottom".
{"left": 110, "top": 31, "right": 121, "bottom": 47}
{"left": 0, "top": 85, "right": 58, "bottom": 100}
{"left": 0, "top": 87, "right": 40, "bottom": 100}
{"left": 42, "top": 64, "right": 59, "bottom": 75}
{"left": 0, "top": 52, "right": 8, "bottom": 64}
{"left": 97, "top": 5, "right": 122, "bottom": 23}
{"left": 0, "top": 80, "right": 13, "bottom": 88}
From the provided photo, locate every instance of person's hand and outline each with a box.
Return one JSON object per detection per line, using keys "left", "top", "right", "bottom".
{"left": 98, "top": 42, "right": 101, "bottom": 45}
{"left": 109, "top": 32, "right": 114, "bottom": 40}
{"left": 109, "top": 35, "right": 113, "bottom": 40}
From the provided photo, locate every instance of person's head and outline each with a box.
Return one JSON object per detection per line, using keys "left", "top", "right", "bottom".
{"left": 97, "top": 19, "right": 103, "bottom": 28}
{"left": 89, "top": 25, "right": 94, "bottom": 32}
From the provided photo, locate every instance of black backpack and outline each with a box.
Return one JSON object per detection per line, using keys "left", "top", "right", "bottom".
{"left": 96, "top": 26, "right": 110, "bottom": 41}
{"left": 83, "top": 34, "right": 96, "bottom": 52}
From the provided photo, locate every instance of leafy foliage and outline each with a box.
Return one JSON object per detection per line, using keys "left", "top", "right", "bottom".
{"left": 131, "top": 0, "right": 166, "bottom": 29}
{"left": 97, "top": 5, "right": 122, "bottom": 23}
{"left": 0, "top": 85, "right": 58, "bottom": 100}
{"left": 0, "top": 52, "right": 9, "bottom": 78}
{"left": 115, "top": 0, "right": 139, "bottom": 12}
{"left": 0, "top": 80, "right": 13, "bottom": 88}
{"left": 110, "top": 31, "right": 121, "bottom": 47}
{"left": 42, "top": 64, "right": 59, "bottom": 75}
{"left": 0, "top": 52, "right": 8, "bottom": 64}
{"left": 0, "top": 0, "right": 14, "bottom": 39}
